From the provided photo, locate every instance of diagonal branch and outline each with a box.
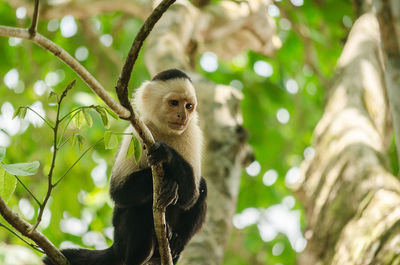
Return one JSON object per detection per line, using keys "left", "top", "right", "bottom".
{"left": 0, "top": 26, "right": 130, "bottom": 119}
{"left": 115, "top": 0, "right": 176, "bottom": 109}
{"left": 114, "top": 0, "right": 177, "bottom": 263}
{"left": 0, "top": 195, "right": 68, "bottom": 264}
{"left": 0, "top": 0, "right": 177, "bottom": 263}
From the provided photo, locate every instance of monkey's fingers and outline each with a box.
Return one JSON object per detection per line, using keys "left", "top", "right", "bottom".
{"left": 148, "top": 142, "right": 170, "bottom": 165}
{"left": 169, "top": 233, "right": 184, "bottom": 258}
{"left": 157, "top": 181, "right": 178, "bottom": 208}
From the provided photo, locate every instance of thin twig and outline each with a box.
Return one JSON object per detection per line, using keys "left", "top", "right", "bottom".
{"left": 58, "top": 135, "right": 72, "bottom": 149}
{"left": 115, "top": 0, "right": 176, "bottom": 110}
{"left": 13, "top": 175, "right": 42, "bottom": 207}
{"left": 59, "top": 106, "right": 87, "bottom": 122}
{"left": 28, "top": 0, "right": 40, "bottom": 36}
{"left": 0, "top": 26, "right": 130, "bottom": 119}
{"left": 58, "top": 107, "right": 83, "bottom": 146}
{"left": 114, "top": 1, "right": 177, "bottom": 263}
{"left": 54, "top": 138, "right": 104, "bottom": 187}
{"left": 26, "top": 106, "right": 53, "bottom": 128}
{"left": 0, "top": 222, "right": 44, "bottom": 253}
{"left": 30, "top": 80, "right": 75, "bottom": 233}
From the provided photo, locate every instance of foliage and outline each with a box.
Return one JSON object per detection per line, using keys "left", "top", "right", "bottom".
{"left": 0, "top": 1, "right": 147, "bottom": 256}
{"left": 0, "top": 0, "right": 374, "bottom": 264}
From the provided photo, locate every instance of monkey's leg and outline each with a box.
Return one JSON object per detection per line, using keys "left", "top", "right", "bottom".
{"left": 124, "top": 205, "right": 156, "bottom": 265}
{"left": 170, "top": 178, "right": 207, "bottom": 263}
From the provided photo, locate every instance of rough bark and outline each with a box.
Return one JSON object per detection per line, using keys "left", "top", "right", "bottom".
{"left": 295, "top": 13, "right": 400, "bottom": 265}
{"left": 374, "top": 0, "right": 400, "bottom": 173}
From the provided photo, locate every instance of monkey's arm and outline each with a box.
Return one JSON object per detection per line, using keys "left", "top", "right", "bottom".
{"left": 149, "top": 142, "right": 199, "bottom": 210}
{"left": 170, "top": 177, "right": 207, "bottom": 261}
{"left": 109, "top": 168, "right": 153, "bottom": 207}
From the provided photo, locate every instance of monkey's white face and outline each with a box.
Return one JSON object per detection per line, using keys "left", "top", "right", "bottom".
{"left": 162, "top": 92, "right": 196, "bottom": 134}
{"left": 135, "top": 78, "right": 198, "bottom": 136}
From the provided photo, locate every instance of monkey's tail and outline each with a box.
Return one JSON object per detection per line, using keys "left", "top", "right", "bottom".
{"left": 42, "top": 246, "right": 120, "bottom": 265}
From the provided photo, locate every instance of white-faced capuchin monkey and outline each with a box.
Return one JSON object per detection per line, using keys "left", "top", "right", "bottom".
{"left": 43, "top": 69, "right": 207, "bottom": 265}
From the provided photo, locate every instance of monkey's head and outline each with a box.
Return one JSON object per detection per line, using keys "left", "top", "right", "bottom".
{"left": 134, "top": 69, "right": 198, "bottom": 135}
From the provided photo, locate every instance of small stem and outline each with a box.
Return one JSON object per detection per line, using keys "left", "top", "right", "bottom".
{"left": 58, "top": 135, "right": 72, "bottom": 149}
{"left": 59, "top": 107, "right": 83, "bottom": 122}
{"left": 28, "top": 0, "right": 40, "bottom": 36}
{"left": 26, "top": 106, "right": 53, "bottom": 129}
{"left": 0, "top": 26, "right": 130, "bottom": 118}
{"left": 30, "top": 81, "right": 75, "bottom": 233}
{"left": 58, "top": 108, "right": 82, "bottom": 147}
{"left": 13, "top": 175, "right": 42, "bottom": 207}
{"left": 53, "top": 138, "right": 104, "bottom": 187}
{"left": 115, "top": 0, "right": 176, "bottom": 109}
{"left": 112, "top": 0, "right": 177, "bottom": 256}
{"left": 0, "top": 222, "right": 44, "bottom": 254}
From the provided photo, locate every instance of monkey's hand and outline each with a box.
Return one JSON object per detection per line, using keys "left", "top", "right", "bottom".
{"left": 169, "top": 232, "right": 185, "bottom": 259}
{"left": 149, "top": 142, "right": 178, "bottom": 207}
{"left": 157, "top": 177, "right": 178, "bottom": 208}
{"left": 148, "top": 141, "right": 173, "bottom": 166}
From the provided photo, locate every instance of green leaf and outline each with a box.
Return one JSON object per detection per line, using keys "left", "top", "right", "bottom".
{"left": 126, "top": 136, "right": 135, "bottom": 160}
{"left": 0, "top": 169, "right": 17, "bottom": 202}
{"left": 0, "top": 147, "right": 5, "bottom": 163}
{"left": 1, "top": 161, "right": 40, "bottom": 176}
{"left": 12, "top": 107, "right": 21, "bottom": 119}
{"left": 71, "top": 133, "right": 77, "bottom": 147}
{"left": 104, "top": 107, "right": 119, "bottom": 120}
{"left": 77, "top": 134, "right": 84, "bottom": 151}
{"left": 48, "top": 91, "right": 58, "bottom": 101}
{"left": 82, "top": 109, "right": 93, "bottom": 128}
{"left": 95, "top": 107, "right": 110, "bottom": 129}
{"left": 74, "top": 110, "right": 84, "bottom": 129}
{"left": 133, "top": 136, "right": 142, "bottom": 163}
{"left": 19, "top": 107, "right": 27, "bottom": 119}
{"left": 13, "top": 107, "right": 27, "bottom": 120}
{"left": 71, "top": 133, "right": 84, "bottom": 150}
{"left": 104, "top": 131, "right": 118, "bottom": 149}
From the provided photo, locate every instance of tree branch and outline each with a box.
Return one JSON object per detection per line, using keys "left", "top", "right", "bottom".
{"left": 29, "top": 81, "right": 74, "bottom": 233}
{"left": 115, "top": 0, "right": 177, "bottom": 263}
{"left": 0, "top": 0, "right": 177, "bottom": 263}
{"left": 0, "top": 26, "right": 130, "bottom": 119}
{"left": 28, "top": 0, "right": 40, "bottom": 36}
{"left": 0, "top": 196, "right": 68, "bottom": 264}
{"left": 0, "top": 222, "right": 44, "bottom": 254}
{"left": 116, "top": 0, "right": 176, "bottom": 109}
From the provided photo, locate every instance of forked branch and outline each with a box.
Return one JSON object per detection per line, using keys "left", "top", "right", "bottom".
{"left": 0, "top": 0, "right": 177, "bottom": 264}
{"left": 115, "top": 0, "right": 177, "bottom": 264}
{"left": 28, "top": 0, "right": 40, "bottom": 35}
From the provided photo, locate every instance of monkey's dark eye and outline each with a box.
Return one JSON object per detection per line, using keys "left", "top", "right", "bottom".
{"left": 169, "top": 100, "right": 179, "bottom": 106}
{"left": 186, "top": 103, "right": 193, "bottom": 110}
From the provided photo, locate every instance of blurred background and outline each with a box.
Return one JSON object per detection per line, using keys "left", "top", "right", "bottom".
{"left": 0, "top": 0, "right": 399, "bottom": 264}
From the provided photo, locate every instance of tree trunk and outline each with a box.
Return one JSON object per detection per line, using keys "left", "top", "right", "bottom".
{"left": 374, "top": 0, "right": 400, "bottom": 173}
{"left": 296, "top": 12, "right": 400, "bottom": 265}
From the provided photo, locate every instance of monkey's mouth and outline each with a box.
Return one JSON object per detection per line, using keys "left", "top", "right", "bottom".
{"left": 168, "top": 122, "right": 186, "bottom": 130}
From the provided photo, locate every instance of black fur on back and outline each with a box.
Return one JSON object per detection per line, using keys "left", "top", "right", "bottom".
{"left": 151, "top": 69, "right": 191, "bottom": 82}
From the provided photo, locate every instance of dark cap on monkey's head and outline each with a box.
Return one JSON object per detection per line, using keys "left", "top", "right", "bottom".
{"left": 152, "top": 69, "right": 192, "bottom": 82}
